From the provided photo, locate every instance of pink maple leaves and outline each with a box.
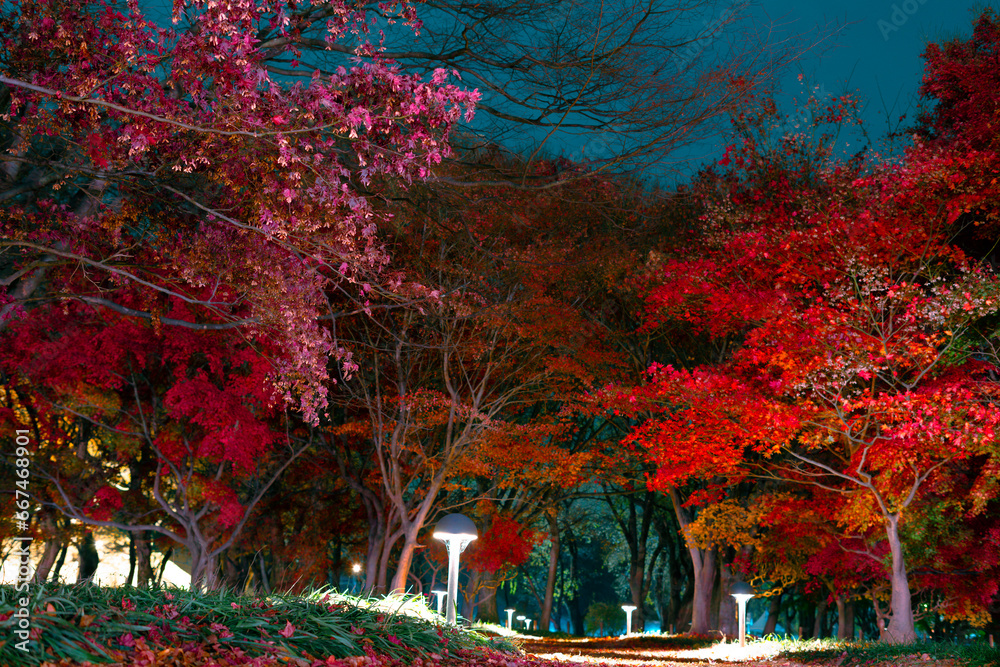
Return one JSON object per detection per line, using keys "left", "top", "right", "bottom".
{"left": 0, "top": 0, "right": 479, "bottom": 423}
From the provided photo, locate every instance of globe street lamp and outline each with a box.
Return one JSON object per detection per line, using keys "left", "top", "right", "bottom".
{"left": 730, "top": 581, "right": 755, "bottom": 647}
{"left": 433, "top": 513, "right": 478, "bottom": 625}
{"left": 621, "top": 605, "right": 637, "bottom": 636}
{"left": 432, "top": 589, "right": 447, "bottom": 615}
{"left": 505, "top": 608, "right": 516, "bottom": 631}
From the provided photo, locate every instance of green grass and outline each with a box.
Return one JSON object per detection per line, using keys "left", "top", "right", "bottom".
{"left": 0, "top": 583, "right": 514, "bottom": 667}
{"left": 763, "top": 636, "right": 1000, "bottom": 666}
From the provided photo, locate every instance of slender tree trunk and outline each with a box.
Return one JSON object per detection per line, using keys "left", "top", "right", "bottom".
{"left": 628, "top": 549, "right": 647, "bottom": 632}
{"left": 135, "top": 531, "right": 153, "bottom": 587}
{"left": 672, "top": 488, "right": 716, "bottom": 635}
{"left": 539, "top": 513, "right": 560, "bottom": 632}
{"left": 668, "top": 540, "right": 687, "bottom": 632}
{"left": 155, "top": 546, "right": 173, "bottom": 585}
{"left": 77, "top": 531, "right": 99, "bottom": 583}
{"left": 127, "top": 533, "right": 137, "bottom": 586}
{"left": 836, "top": 596, "right": 849, "bottom": 639}
{"left": 653, "top": 555, "right": 666, "bottom": 629}
{"left": 51, "top": 539, "right": 69, "bottom": 583}
{"left": 566, "top": 535, "right": 585, "bottom": 636}
{"left": 378, "top": 531, "right": 398, "bottom": 593}
{"left": 813, "top": 595, "right": 829, "bottom": 639}
{"left": 33, "top": 541, "right": 61, "bottom": 583}
{"left": 364, "top": 531, "right": 384, "bottom": 593}
{"left": 884, "top": 514, "right": 917, "bottom": 643}
{"left": 764, "top": 593, "right": 782, "bottom": 635}
{"left": 391, "top": 526, "right": 420, "bottom": 594}
{"left": 846, "top": 599, "right": 855, "bottom": 639}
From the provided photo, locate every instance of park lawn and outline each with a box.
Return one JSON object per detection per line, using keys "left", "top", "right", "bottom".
{"left": 514, "top": 633, "right": 1000, "bottom": 667}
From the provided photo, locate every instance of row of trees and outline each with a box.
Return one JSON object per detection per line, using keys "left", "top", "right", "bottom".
{"left": 1, "top": 0, "right": 999, "bottom": 646}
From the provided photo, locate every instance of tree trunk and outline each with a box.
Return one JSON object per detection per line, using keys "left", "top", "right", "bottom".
{"left": 566, "top": 535, "right": 585, "bottom": 636}
{"left": 846, "top": 599, "right": 855, "bottom": 639}
{"left": 883, "top": 514, "right": 917, "bottom": 643}
{"left": 813, "top": 595, "right": 829, "bottom": 639}
{"left": 669, "top": 488, "right": 716, "bottom": 635}
{"left": 190, "top": 545, "right": 220, "bottom": 591}
{"left": 668, "top": 540, "right": 688, "bottom": 632}
{"left": 155, "top": 546, "right": 174, "bottom": 585}
{"left": 689, "top": 546, "right": 717, "bottom": 635}
{"left": 764, "top": 593, "right": 782, "bottom": 635}
{"left": 135, "top": 531, "right": 154, "bottom": 587}
{"left": 477, "top": 581, "right": 500, "bottom": 623}
{"left": 539, "top": 513, "right": 560, "bottom": 632}
{"left": 77, "top": 531, "right": 99, "bottom": 583}
{"left": 652, "top": 555, "right": 666, "bottom": 630}
{"left": 836, "top": 596, "right": 855, "bottom": 639}
{"left": 127, "top": 533, "right": 136, "bottom": 586}
{"left": 51, "top": 539, "right": 70, "bottom": 583}
{"left": 34, "top": 539, "right": 61, "bottom": 583}
{"left": 718, "top": 560, "right": 737, "bottom": 639}
{"left": 390, "top": 527, "right": 420, "bottom": 594}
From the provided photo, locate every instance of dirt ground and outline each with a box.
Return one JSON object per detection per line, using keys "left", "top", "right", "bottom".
{"left": 515, "top": 635, "right": 966, "bottom": 667}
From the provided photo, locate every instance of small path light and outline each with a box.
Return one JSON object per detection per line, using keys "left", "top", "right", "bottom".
{"left": 621, "top": 605, "right": 637, "bottom": 635}
{"left": 350, "top": 562, "right": 362, "bottom": 593}
{"left": 730, "top": 580, "right": 755, "bottom": 647}
{"left": 432, "top": 589, "right": 447, "bottom": 615}
{"left": 433, "top": 513, "right": 478, "bottom": 625}
{"left": 517, "top": 614, "right": 526, "bottom": 630}
{"left": 505, "top": 608, "right": 516, "bottom": 631}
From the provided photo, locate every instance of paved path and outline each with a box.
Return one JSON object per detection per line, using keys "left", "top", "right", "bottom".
{"left": 515, "top": 636, "right": 963, "bottom": 667}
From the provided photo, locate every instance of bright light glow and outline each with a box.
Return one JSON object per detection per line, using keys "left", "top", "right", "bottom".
{"left": 621, "top": 605, "right": 637, "bottom": 635}
{"left": 433, "top": 514, "right": 478, "bottom": 625}
{"left": 730, "top": 582, "right": 755, "bottom": 647}
{"left": 351, "top": 562, "right": 362, "bottom": 574}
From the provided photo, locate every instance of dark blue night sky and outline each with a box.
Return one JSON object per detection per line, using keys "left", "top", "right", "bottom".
{"left": 663, "top": 0, "right": 997, "bottom": 180}
{"left": 764, "top": 0, "right": 994, "bottom": 135}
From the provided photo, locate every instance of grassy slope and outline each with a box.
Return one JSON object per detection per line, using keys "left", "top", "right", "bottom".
{"left": 0, "top": 584, "right": 514, "bottom": 666}
{"left": 2, "top": 586, "right": 997, "bottom": 667}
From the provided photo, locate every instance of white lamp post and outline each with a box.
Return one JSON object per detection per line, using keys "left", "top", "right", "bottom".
{"left": 621, "top": 605, "right": 637, "bottom": 636}
{"left": 730, "top": 581, "right": 755, "bottom": 647}
{"left": 432, "top": 589, "right": 447, "bottom": 615}
{"left": 433, "top": 513, "right": 478, "bottom": 625}
{"left": 517, "top": 614, "right": 526, "bottom": 630}
{"left": 505, "top": 608, "right": 516, "bottom": 631}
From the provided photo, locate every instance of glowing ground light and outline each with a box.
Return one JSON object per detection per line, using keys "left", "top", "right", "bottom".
{"left": 433, "top": 590, "right": 447, "bottom": 615}
{"left": 432, "top": 513, "right": 478, "bottom": 625}
{"left": 730, "top": 580, "right": 755, "bottom": 647}
{"left": 621, "top": 605, "right": 637, "bottom": 635}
